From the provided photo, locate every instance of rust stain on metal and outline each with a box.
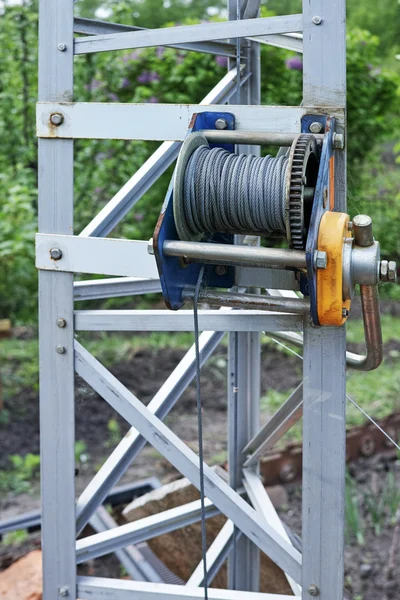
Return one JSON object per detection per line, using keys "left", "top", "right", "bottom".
{"left": 258, "top": 412, "right": 400, "bottom": 487}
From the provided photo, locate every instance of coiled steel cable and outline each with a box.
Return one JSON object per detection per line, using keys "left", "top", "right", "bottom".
{"left": 183, "top": 145, "right": 288, "bottom": 238}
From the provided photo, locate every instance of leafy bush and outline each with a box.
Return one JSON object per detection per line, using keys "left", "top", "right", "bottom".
{"left": 0, "top": 1, "right": 399, "bottom": 322}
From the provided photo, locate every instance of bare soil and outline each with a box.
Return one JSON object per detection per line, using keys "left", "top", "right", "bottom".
{"left": 1, "top": 300, "right": 399, "bottom": 597}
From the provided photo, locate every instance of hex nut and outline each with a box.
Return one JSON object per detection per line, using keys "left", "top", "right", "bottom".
{"left": 380, "top": 260, "right": 389, "bottom": 282}
{"left": 312, "top": 15, "right": 323, "bottom": 25}
{"left": 314, "top": 250, "right": 327, "bottom": 269}
{"left": 309, "top": 121, "right": 323, "bottom": 134}
{"left": 50, "top": 113, "right": 64, "bottom": 126}
{"left": 342, "top": 308, "right": 349, "bottom": 318}
{"left": 50, "top": 247, "right": 63, "bottom": 261}
{"left": 388, "top": 261, "right": 397, "bottom": 283}
{"left": 215, "top": 118, "right": 228, "bottom": 130}
{"left": 308, "top": 584, "right": 319, "bottom": 596}
{"left": 332, "top": 132, "right": 344, "bottom": 149}
{"left": 215, "top": 265, "right": 228, "bottom": 276}
{"left": 147, "top": 238, "right": 155, "bottom": 255}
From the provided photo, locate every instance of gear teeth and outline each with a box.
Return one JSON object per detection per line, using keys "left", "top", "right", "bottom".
{"left": 287, "top": 134, "right": 318, "bottom": 250}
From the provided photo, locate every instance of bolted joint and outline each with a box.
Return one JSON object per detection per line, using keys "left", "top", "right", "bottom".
{"left": 57, "top": 43, "right": 67, "bottom": 52}
{"left": 56, "top": 318, "right": 66, "bottom": 328}
{"left": 308, "top": 584, "right": 319, "bottom": 596}
{"left": 56, "top": 345, "right": 66, "bottom": 354}
{"left": 342, "top": 308, "right": 349, "bottom": 318}
{"left": 309, "top": 121, "right": 323, "bottom": 134}
{"left": 215, "top": 265, "right": 228, "bottom": 276}
{"left": 50, "top": 113, "right": 64, "bottom": 126}
{"left": 59, "top": 588, "right": 69, "bottom": 597}
{"left": 215, "top": 118, "right": 228, "bottom": 130}
{"left": 380, "top": 260, "right": 397, "bottom": 283}
{"left": 50, "top": 247, "right": 63, "bottom": 261}
{"left": 332, "top": 132, "right": 344, "bottom": 149}
{"left": 147, "top": 238, "right": 155, "bottom": 255}
{"left": 312, "top": 15, "right": 323, "bottom": 25}
{"left": 314, "top": 250, "right": 327, "bottom": 270}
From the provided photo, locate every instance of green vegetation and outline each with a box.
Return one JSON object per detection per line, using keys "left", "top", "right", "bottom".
{"left": 0, "top": 1, "right": 399, "bottom": 321}
{"left": 0, "top": 453, "right": 40, "bottom": 495}
{"left": 345, "top": 469, "right": 400, "bottom": 546}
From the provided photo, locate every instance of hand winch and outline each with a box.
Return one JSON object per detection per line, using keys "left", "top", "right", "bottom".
{"left": 151, "top": 111, "right": 397, "bottom": 370}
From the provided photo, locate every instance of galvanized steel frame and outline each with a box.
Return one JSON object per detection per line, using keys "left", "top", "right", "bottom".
{"left": 37, "top": 1, "right": 347, "bottom": 599}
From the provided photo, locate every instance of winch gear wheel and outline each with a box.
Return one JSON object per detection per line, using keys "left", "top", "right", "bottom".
{"left": 286, "top": 133, "right": 319, "bottom": 250}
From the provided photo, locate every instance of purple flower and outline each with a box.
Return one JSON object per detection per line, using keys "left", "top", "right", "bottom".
{"left": 134, "top": 213, "right": 144, "bottom": 222}
{"left": 156, "top": 47, "right": 165, "bottom": 58}
{"left": 94, "top": 187, "right": 103, "bottom": 194}
{"left": 108, "top": 93, "right": 119, "bottom": 102}
{"left": 123, "top": 49, "right": 143, "bottom": 63}
{"left": 121, "top": 77, "right": 130, "bottom": 88}
{"left": 215, "top": 55, "right": 228, "bottom": 68}
{"left": 285, "top": 56, "right": 303, "bottom": 71}
{"left": 85, "top": 79, "right": 103, "bottom": 91}
{"left": 147, "top": 96, "right": 159, "bottom": 103}
{"left": 137, "top": 70, "right": 160, "bottom": 84}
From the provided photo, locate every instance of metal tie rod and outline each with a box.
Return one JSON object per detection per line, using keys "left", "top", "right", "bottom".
{"left": 163, "top": 240, "right": 307, "bottom": 270}
{"left": 201, "top": 130, "right": 323, "bottom": 146}
{"left": 183, "top": 289, "right": 309, "bottom": 315}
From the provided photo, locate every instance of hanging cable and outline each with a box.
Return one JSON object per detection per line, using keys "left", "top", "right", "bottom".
{"left": 269, "top": 336, "right": 400, "bottom": 452}
{"left": 183, "top": 146, "right": 288, "bottom": 238}
{"left": 193, "top": 264, "right": 209, "bottom": 598}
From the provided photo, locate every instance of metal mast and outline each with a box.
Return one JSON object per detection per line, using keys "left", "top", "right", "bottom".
{"left": 36, "top": 1, "right": 349, "bottom": 599}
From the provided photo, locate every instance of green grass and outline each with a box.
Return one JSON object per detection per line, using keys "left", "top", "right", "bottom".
{"left": 347, "top": 313, "right": 400, "bottom": 345}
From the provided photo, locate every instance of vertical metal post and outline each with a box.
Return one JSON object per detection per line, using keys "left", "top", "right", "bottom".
{"left": 228, "top": 332, "right": 261, "bottom": 590}
{"left": 38, "top": 1, "right": 76, "bottom": 598}
{"left": 227, "top": 0, "right": 262, "bottom": 591}
{"left": 302, "top": 2, "right": 347, "bottom": 599}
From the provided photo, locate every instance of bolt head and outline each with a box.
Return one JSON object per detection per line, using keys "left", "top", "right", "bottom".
{"left": 50, "top": 247, "right": 63, "bottom": 261}
{"left": 314, "top": 250, "right": 327, "bottom": 270}
{"left": 147, "top": 238, "right": 155, "bottom": 255}
{"left": 388, "top": 261, "right": 397, "bottom": 283}
{"left": 332, "top": 132, "right": 344, "bottom": 149}
{"left": 57, "top": 43, "right": 67, "bottom": 52}
{"left": 380, "top": 260, "right": 389, "bottom": 282}
{"left": 215, "top": 265, "right": 228, "bottom": 276}
{"left": 57, "top": 318, "right": 66, "bottom": 328}
{"left": 342, "top": 308, "right": 349, "bottom": 318}
{"left": 312, "top": 15, "right": 323, "bottom": 25}
{"left": 308, "top": 584, "right": 319, "bottom": 596}
{"left": 309, "top": 121, "right": 323, "bottom": 134}
{"left": 56, "top": 345, "right": 66, "bottom": 354}
{"left": 59, "top": 588, "right": 69, "bottom": 597}
{"left": 215, "top": 118, "right": 228, "bottom": 130}
{"left": 50, "top": 113, "right": 64, "bottom": 126}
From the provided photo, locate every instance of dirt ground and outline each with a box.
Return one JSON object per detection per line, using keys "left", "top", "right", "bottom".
{"left": 1, "top": 299, "right": 400, "bottom": 597}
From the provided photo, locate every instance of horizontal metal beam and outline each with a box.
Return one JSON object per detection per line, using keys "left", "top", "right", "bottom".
{"left": 250, "top": 33, "right": 303, "bottom": 53}
{"left": 74, "top": 342, "right": 302, "bottom": 581}
{"left": 73, "top": 15, "right": 302, "bottom": 55}
{"left": 37, "top": 103, "right": 344, "bottom": 141}
{"left": 74, "top": 277, "right": 161, "bottom": 301}
{"left": 77, "top": 577, "right": 296, "bottom": 600}
{"left": 36, "top": 234, "right": 158, "bottom": 279}
{"left": 74, "top": 17, "right": 236, "bottom": 57}
{"left": 76, "top": 497, "right": 220, "bottom": 563}
{"left": 74, "top": 310, "right": 303, "bottom": 332}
